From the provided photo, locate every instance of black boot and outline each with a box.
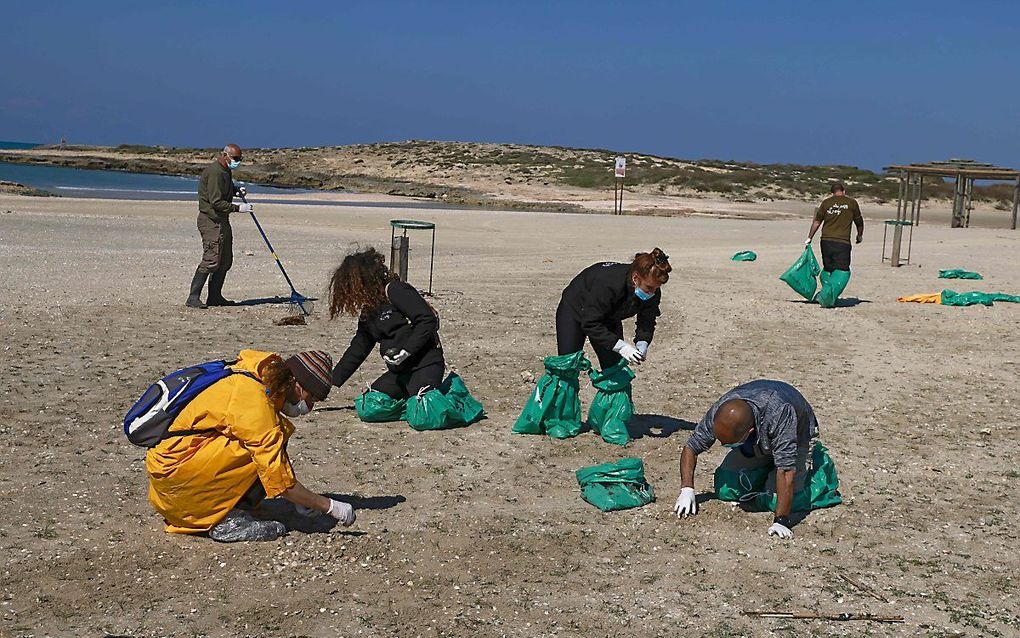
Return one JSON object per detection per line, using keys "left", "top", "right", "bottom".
{"left": 206, "top": 270, "right": 236, "bottom": 306}
{"left": 186, "top": 269, "right": 209, "bottom": 309}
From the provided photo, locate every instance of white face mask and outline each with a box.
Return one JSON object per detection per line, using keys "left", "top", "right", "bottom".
{"left": 282, "top": 400, "right": 310, "bottom": 417}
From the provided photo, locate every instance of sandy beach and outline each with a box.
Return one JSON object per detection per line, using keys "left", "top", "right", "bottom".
{"left": 1, "top": 192, "right": 1018, "bottom": 637}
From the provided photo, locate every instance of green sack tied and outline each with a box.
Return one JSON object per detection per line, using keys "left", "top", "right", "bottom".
{"left": 731, "top": 250, "right": 757, "bottom": 262}
{"left": 940, "top": 289, "right": 1020, "bottom": 307}
{"left": 513, "top": 350, "right": 592, "bottom": 439}
{"left": 817, "top": 269, "right": 851, "bottom": 308}
{"left": 576, "top": 457, "right": 655, "bottom": 512}
{"left": 713, "top": 442, "right": 842, "bottom": 513}
{"left": 779, "top": 246, "right": 821, "bottom": 300}
{"left": 354, "top": 390, "right": 407, "bottom": 423}
{"left": 587, "top": 359, "right": 635, "bottom": 446}
{"left": 938, "top": 269, "right": 983, "bottom": 280}
{"left": 405, "top": 373, "right": 485, "bottom": 431}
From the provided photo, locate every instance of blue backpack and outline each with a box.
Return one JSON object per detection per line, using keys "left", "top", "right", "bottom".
{"left": 123, "top": 360, "right": 258, "bottom": 448}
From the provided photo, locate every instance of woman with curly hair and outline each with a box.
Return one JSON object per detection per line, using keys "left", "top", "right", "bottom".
{"left": 557, "top": 247, "right": 672, "bottom": 368}
{"left": 328, "top": 247, "right": 445, "bottom": 400}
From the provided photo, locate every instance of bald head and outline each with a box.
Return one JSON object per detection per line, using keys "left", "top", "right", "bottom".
{"left": 713, "top": 398, "right": 754, "bottom": 444}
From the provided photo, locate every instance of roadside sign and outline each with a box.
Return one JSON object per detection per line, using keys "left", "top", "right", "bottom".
{"left": 615, "top": 156, "right": 626, "bottom": 178}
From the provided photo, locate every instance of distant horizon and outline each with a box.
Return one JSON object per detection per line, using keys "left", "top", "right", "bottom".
{"left": 6, "top": 3, "right": 1019, "bottom": 173}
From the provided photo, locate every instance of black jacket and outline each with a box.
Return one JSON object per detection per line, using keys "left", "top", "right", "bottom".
{"left": 331, "top": 281, "right": 444, "bottom": 387}
{"left": 559, "top": 262, "right": 661, "bottom": 350}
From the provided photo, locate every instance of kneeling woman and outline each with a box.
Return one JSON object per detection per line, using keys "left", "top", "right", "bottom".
{"left": 146, "top": 350, "right": 356, "bottom": 542}
{"left": 557, "top": 247, "right": 671, "bottom": 368}
{"left": 329, "top": 247, "right": 445, "bottom": 400}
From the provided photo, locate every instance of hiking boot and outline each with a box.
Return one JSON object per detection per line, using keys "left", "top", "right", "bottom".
{"left": 186, "top": 269, "right": 209, "bottom": 309}
{"left": 208, "top": 509, "right": 287, "bottom": 542}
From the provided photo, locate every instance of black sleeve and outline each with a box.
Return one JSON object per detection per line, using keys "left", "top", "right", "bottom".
{"left": 387, "top": 282, "right": 439, "bottom": 356}
{"left": 579, "top": 285, "right": 622, "bottom": 351}
{"left": 331, "top": 320, "right": 376, "bottom": 388}
{"left": 634, "top": 291, "right": 661, "bottom": 344}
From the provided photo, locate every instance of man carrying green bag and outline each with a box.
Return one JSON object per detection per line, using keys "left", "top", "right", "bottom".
{"left": 576, "top": 457, "right": 655, "bottom": 512}
{"left": 513, "top": 350, "right": 592, "bottom": 439}
{"left": 805, "top": 183, "right": 863, "bottom": 308}
{"left": 587, "top": 359, "right": 635, "bottom": 445}
{"left": 674, "top": 380, "right": 840, "bottom": 540}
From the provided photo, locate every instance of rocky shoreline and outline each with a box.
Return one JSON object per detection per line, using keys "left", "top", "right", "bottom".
{"left": 0, "top": 179, "right": 54, "bottom": 197}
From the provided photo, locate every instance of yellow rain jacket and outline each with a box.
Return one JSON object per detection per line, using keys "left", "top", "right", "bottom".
{"left": 146, "top": 350, "right": 297, "bottom": 534}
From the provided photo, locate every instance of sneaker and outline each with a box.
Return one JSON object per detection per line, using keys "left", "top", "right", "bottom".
{"left": 209, "top": 509, "right": 286, "bottom": 542}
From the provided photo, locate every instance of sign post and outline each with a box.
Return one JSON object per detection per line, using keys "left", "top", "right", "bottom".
{"left": 613, "top": 156, "right": 626, "bottom": 215}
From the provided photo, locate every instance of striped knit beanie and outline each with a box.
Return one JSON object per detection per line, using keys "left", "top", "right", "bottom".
{"left": 284, "top": 351, "right": 333, "bottom": 400}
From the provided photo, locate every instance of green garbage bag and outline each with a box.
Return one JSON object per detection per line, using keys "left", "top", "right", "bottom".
{"left": 405, "top": 373, "right": 486, "bottom": 431}
{"left": 587, "top": 360, "right": 635, "bottom": 446}
{"left": 513, "top": 350, "right": 592, "bottom": 439}
{"left": 576, "top": 457, "right": 655, "bottom": 512}
{"left": 938, "top": 269, "right": 983, "bottom": 280}
{"left": 714, "top": 443, "right": 842, "bottom": 513}
{"left": 941, "top": 289, "right": 1020, "bottom": 307}
{"left": 354, "top": 390, "right": 407, "bottom": 423}
{"left": 731, "top": 250, "right": 757, "bottom": 262}
{"left": 779, "top": 246, "right": 821, "bottom": 300}
{"left": 817, "top": 269, "right": 851, "bottom": 308}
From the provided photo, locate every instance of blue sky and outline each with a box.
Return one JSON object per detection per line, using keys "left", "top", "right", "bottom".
{"left": 2, "top": 1, "right": 1018, "bottom": 169}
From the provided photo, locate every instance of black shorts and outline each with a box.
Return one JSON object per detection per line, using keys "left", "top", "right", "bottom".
{"left": 820, "top": 240, "right": 851, "bottom": 272}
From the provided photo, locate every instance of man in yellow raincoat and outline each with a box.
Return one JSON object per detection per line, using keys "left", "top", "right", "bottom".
{"left": 146, "top": 349, "right": 356, "bottom": 542}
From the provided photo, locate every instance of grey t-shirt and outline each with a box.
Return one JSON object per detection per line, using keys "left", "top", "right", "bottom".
{"left": 684, "top": 380, "right": 818, "bottom": 470}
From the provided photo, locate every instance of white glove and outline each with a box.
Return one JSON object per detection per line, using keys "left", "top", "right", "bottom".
{"left": 238, "top": 203, "right": 254, "bottom": 213}
{"left": 613, "top": 339, "right": 644, "bottom": 365}
{"left": 673, "top": 487, "right": 697, "bottom": 517}
{"left": 382, "top": 349, "right": 411, "bottom": 366}
{"left": 636, "top": 341, "right": 649, "bottom": 359}
{"left": 804, "top": 237, "right": 812, "bottom": 246}
{"left": 768, "top": 521, "right": 794, "bottom": 539}
{"left": 327, "top": 499, "right": 356, "bottom": 527}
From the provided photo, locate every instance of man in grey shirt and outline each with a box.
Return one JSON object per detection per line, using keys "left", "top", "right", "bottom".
{"left": 674, "top": 379, "right": 819, "bottom": 539}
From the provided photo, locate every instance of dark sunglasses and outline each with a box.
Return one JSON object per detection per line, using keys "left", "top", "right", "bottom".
{"left": 229, "top": 155, "right": 242, "bottom": 161}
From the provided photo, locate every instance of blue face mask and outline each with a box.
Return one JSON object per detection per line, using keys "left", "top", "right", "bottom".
{"left": 722, "top": 442, "right": 743, "bottom": 449}
{"left": 634, "top": 287, "right": 654, "bottom": 301}
{"left": 228, "top": 159, "right": 241, "bottom": 170}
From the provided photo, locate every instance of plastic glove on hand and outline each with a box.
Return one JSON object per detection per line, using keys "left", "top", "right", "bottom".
{"left": 768, "top": 521, "right": 793, "bottom": 539}
{"left": 327, "top": 499, "right": 356, "bottom": 526}
{"left": 674, "top": 487, "right": 697, "bottom": 518}
{"left": 613, "top": 339, "right": 644, "bottom": 365}
{"left": 238, "top": 203, "right": 254, "bottom": 213}
{"left": 382, "top": 349, "right": 411, "bottom": 366}
{"left": 636, "top": 341, "right": 649, "bottom": 359}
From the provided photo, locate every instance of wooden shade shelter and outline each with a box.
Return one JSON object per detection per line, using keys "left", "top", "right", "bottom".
{"left": 883, "top": 159, "right": 1020, "bottom": 230}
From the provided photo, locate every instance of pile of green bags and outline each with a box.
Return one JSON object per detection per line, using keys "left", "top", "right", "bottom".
{"left": 779, "top": 246, "right": 821, "bottom": 300}
{"left": 514, "top": 351, "right": 636, "bottom": 445}
{"left": 938, "top": 269, "right": 983, "bottom": 280}
{"left": 940, "top": 289, "right": 1020, "bottom": 307}
{"left": 354, "top": 373, "right": 485, "bottom": 430}
{"left": 713, "top": 442, "right": 842, "bottom": 513}
{"left": 731, "top": 250, "right": 757, "bottom": 262}
{"left": 576, "top": 457, "right": 655, "bottom": 512}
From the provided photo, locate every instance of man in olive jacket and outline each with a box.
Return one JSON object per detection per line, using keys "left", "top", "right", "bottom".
{"left": 186, "top": 144, "right": 254, "bottom": 308}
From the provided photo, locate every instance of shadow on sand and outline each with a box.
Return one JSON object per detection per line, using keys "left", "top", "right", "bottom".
{"left": 255, "top": 494, "right": 405, "bottom": 535}
{"left": 627, "top": 414, "right": 696, "bottom": 440}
